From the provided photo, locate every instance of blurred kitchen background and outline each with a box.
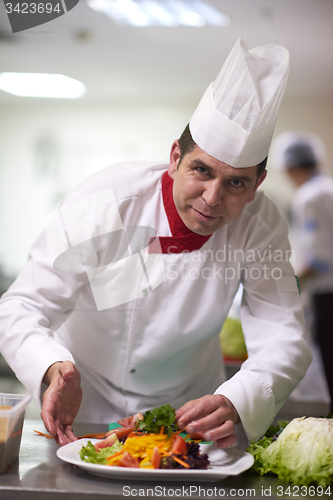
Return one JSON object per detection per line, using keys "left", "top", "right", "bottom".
{"left": 0, "top": 0, "right": 332, "bottom": 421}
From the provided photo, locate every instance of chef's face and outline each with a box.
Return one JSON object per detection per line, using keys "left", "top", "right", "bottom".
{"left": 168, "top": 141, "right": 267, "bottom": 236}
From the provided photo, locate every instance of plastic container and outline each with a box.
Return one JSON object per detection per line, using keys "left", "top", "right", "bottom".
{"left": 0, "top": 393, "right": 32, "bottom": 474}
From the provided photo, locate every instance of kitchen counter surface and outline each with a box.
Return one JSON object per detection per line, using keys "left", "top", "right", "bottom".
{"left": 0, "top": 420, "right": 330, "bottom": 500}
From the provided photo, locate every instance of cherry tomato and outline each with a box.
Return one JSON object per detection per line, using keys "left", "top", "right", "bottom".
{"left": 115, "top": 426, "right": 134, "bottom": 440}
{"left": 105, "top": 427, "right": 122, "bottom": 437}
{"left": 151, "top": 447, "right": 161, "bottom": 469}
{"left": 94, "top": 432, "right": 117, "bottom": 451}
{"left": 117, "top": 412, "right": 143, "bottom": 427}
{"left": 171, "top": 435, "right": 188, "bottom": 455}
{"left": 94, "top": 426, "right": 134, "bottom": 450}
{"left": 117, "top": 451, "right": 140, "bottom": 468}
{"left": 117, "top": 417, "right": 132, "bottom": 427}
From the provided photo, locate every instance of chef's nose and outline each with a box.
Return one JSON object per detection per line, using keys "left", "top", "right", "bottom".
{"left": 202, "top": 180, "right": 223, "bottom": 207}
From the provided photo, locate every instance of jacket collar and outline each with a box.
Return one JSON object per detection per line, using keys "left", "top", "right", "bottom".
{"left": 153, "top": 171, "right": 212, "bottom": 254}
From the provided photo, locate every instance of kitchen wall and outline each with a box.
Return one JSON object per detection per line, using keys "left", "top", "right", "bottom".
{"left": 0, "top": 99, "right": 192, "bottom": 277}
{"left": 0, "top": 95, "right": 332, "bottom": 278}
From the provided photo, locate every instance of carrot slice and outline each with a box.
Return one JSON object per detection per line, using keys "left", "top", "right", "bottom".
{"left": 33, "top": 430, "right": 108, "bottom": 440}
{"left": 106, "top": 450, "right": 125, "bottom": 460}
{"left": 33, "top": 430, "right": 53, "bottom": 439}
{"left": 79, "top": 433, "right": 107, "bottom": 439}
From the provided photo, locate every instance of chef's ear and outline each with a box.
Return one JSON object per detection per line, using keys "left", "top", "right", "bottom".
{"left": 168, "top": 141, "right": 181, "bottom": 179}
{"left": 247, "top": 170, "right": 267, "bottom": 203}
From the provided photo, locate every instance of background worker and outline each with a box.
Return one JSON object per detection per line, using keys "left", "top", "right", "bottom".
{"left": 273, "top": 131, "right": 333, "bottom": 413}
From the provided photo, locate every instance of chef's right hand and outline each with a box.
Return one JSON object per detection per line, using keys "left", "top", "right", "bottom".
{"left": 41, "top": 360, "right": 82, "bottom": 446}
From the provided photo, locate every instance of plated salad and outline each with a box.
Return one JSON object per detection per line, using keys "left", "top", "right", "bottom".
{"left": 80, "top": 404, "right": 210, "bottom": 470}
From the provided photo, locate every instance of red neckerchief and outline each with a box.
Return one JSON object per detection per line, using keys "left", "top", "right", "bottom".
{"left": 149, "top": 171, "right": 212, "bottom": 254}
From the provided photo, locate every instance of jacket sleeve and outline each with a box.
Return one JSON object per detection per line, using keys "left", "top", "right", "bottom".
{"left": 0, "top": 176, "right": 126, "bottom": 407}
{"left": 214, "top": 194, "right": 313, "bottom": 442}
{"left": 0, "top": 229, "right": 89, "bottom": 407}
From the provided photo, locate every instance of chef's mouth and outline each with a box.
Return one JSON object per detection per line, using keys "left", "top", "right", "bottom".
{"left": 192, "top": 207, "right": 220, "bottom": 221}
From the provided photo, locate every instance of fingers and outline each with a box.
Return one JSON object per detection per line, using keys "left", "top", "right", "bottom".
{"left": 59, "top": 361, "right": 76, "bottom": 381}
{"left": 44, "top": 360, "right": 77, "bottom": 387}
{"left": 41, "top": 409, "right": 67, "bottom": 446}
{"left": 41, "top": 394, "right": 57, "bottom": 438}
{"left": 54, "top": 424, "right": 77, "bottom": 446}
{"left": 176, "top": 395, "right": 239, "bottom": 448}
{"left": 203, "top": 419, "right": 236, "bottom": 445}
{"left": 213, "top": 431, "right": 238, "bottom": 448}
{"left": 63, "top": 425, "right": 78, "bottom": 443}
{"left": 186, "top": 409, "right": 231, "bottom": 435}
{"left": 175, "top": 399, "right": 198, "bottom": 425}
{"left": 177, "top": 395, "right": 227, "bottom": 429}
{"left": 41, "top": 409, "right": 77, "bottom": 446}
{"left": 41, "top": 362, "right": 82, "bottom": 447}
{"left": 54, "top": 428, "right": 71, "bottom": 447}
{"left": 42, "top": 411, "right": 57, "bottom": 439}
{"left": 42, "top": 414, "right": 77, "bottom": 446}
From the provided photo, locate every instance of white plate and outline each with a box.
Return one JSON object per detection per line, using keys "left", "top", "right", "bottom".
{"left": 56, "top": 438, "right": 254, "bottom": 482}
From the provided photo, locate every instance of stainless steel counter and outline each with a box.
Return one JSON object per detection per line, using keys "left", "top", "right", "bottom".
{"left": 0, "top": 420, "right": 330, "bottom": 500}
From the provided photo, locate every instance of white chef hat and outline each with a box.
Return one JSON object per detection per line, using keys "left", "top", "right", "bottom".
{"left": 189, "top": 37, "right": 290, "bottom": 168}
{"left": 271, "top": 130, "right": 326, "bottom": 170}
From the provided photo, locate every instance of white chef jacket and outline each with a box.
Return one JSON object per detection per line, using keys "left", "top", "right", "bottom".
{"left": 291, "top": 173, "right": 333, "bottom": 294}
{"left": 0, "top": 161, "right": 312, "bottom": 442}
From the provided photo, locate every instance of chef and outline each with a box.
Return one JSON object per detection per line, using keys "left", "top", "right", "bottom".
{"left": 272, "top": 131, "right": 333, "bottom": 413}
{"left": 0, "top": 38, "right": 312, "bottom": 447}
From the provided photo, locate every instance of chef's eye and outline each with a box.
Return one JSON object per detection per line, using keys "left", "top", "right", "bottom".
{"left": 195, "top": 166, "right": 208, "bottom": 175}
{"left": 230, "top": 179, "right": 243, "bottom": 187}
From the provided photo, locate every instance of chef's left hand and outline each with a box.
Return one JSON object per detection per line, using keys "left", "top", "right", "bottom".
{"left": 41, "top": 361, "right": 82, "bottom": 446}
{"left": 176, "top": 394, "right": 239, "bottom": 448}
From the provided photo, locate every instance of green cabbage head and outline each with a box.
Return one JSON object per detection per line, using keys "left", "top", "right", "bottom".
{"left": 249, "top": 417, "right": 333, "bottom": 487}
{"left": 219, "top": 317, "right": 247, "bottom": 360}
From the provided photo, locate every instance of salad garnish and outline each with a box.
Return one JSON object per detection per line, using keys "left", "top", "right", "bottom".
{"left": 135, "top": 403, "right": 177, "bottom": 438}
{"left": 80, "top": 438, "right": 123, "bottom": 465}
{"left": 80, "top": 404, "right": 210, "bottom": 470}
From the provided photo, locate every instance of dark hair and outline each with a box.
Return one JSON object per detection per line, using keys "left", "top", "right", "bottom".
{"left": 178, "top": 124, "right": 267, "bottom": 178}
{"left": 178, "top": 124, "right": 197, "bottom": 162}
{"left": 284, "top": 143, "right": 317, "bottom": 171}
{"left": 256, "top": 156, "right": 267, "bottom": 178}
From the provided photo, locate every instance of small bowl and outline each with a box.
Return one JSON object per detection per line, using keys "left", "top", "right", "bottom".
{"left": 0, "top": 393, "right": 32, "bottom": 474}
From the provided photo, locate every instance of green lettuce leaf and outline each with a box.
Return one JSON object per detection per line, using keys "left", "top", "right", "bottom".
{"left": 80, "top": 439, "right": 123, "bottom": 464}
